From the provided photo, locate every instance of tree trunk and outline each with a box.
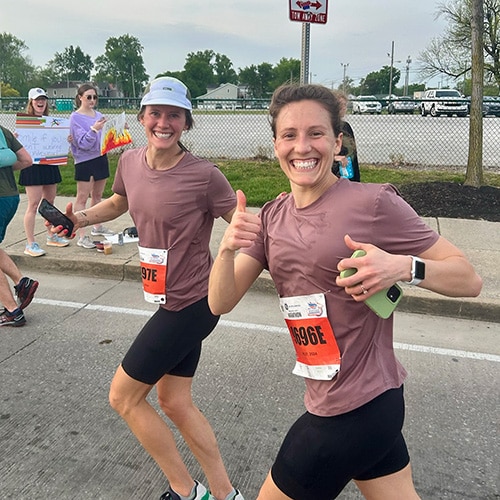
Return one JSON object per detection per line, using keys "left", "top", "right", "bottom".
{"left": 465, "top": 0, "right": 484, "bottom": 187}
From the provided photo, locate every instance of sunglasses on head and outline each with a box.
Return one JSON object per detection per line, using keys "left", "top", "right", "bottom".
{"left": 85, "top": 95, "right": 98, "bottom": 101}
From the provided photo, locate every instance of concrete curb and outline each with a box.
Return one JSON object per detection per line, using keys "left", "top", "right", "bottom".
{"left": 5, "top": 196, "right": 499, "bottom": 324}
{"left": 10, "top": 252, "right": 499, "bottom": 324}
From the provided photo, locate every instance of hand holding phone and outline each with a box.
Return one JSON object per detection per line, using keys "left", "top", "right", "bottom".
{"left": 38, "top": 199, "right": 74, "bottom": 236}
{"left": 340, "top": 249, "right": 403, "bottom": 319}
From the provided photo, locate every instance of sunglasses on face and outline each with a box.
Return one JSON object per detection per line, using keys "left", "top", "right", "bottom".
{"left": 85, "top": 95, "right": 98, "bottom": 101}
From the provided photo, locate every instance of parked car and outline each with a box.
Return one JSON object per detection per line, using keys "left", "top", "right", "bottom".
{"left": 387, "top": 97, "right": 416, "bottom": 114}
{"left": 482, "top": 96, "right": 500, "bottom": 117}
{"left": 420, "top": 89, "right": 468, "bottom": 117}
{"left": 352, "top": 95, "right": 382, "bottom": 114}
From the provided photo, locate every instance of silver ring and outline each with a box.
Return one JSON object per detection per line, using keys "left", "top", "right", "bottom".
{"left": 360, "top": 285, "right": 368, "bottom": 295}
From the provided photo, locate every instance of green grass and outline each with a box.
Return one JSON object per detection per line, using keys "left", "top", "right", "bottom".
{"left": 15, "top": 156, "right": 499, "bottom": 208}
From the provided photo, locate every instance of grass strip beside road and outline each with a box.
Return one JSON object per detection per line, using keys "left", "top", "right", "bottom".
{"left": 16, "top": 155, "right": 500, "bottom": 208}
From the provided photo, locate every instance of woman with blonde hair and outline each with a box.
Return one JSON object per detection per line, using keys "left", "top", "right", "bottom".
{"left": 20, "top": 88, "right": 69, "bottom": 257}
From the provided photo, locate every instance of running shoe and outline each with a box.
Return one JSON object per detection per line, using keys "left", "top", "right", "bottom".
{"left": 47, "top": 234, "right": 70, "bottom": 247}
{"left": 24, "top": 242, "right": 46, "bottom": 257}
{"left": 77, "top": 236, "right": 96, "bottom": 249}
{"left": 227, "top": 491, "right": 245, "bottom": 500}
{"left": 160, "top": 481, "right": 213, "bottom": 500}
{"left": 0, "top": 308, "right": 26, "bottom": 327}
{"left": 91, "top": 225, "right": 115, "bottom": 236}
{"left": 14, "top": 277, "right": 39, "bottom": 309}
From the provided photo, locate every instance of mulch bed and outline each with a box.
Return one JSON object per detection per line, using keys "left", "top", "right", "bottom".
{"left": 396, "top": 182, "right": 500, "bottom": 222}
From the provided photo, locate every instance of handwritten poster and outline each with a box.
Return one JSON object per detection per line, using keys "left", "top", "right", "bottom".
{"left": 15, "top": 115, "right": 70, "bottom": 165}
{"left": 101, "top": 112, "right": 132, "bottom": 155}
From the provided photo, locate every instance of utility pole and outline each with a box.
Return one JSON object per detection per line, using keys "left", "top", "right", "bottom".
{"left": 341, "top": 62, "right": 349, "bottom": 94}
{"left": 388, "top": 41, "right": 395, "bottom": 97}
{"left": 404, "top": 56, "right": 411, "bottom": 96}
{"left": 131, "top": 65, "right": 136, "bottom": 99}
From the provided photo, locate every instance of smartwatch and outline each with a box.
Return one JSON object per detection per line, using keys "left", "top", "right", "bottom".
{"left": 404, "top": 256, "right": 425, "bottom": 285}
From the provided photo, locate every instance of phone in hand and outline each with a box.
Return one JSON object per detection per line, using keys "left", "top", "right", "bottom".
{"left": 340, "top": 249, "right": 403, "bottom": 319}
{"left": 38, "top": 198, "right": 74, "bottom": 236}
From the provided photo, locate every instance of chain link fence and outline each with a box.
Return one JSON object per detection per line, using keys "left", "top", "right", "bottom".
{"left": 1, "top": 97, "right": 498, "bottom": 170}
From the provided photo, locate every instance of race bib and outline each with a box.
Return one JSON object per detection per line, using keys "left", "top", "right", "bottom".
{"left": 138, "top": 245, "right": 168, "bottom": 304}
{"left": 280, "top": 293, "right": 341, "bottom": 380}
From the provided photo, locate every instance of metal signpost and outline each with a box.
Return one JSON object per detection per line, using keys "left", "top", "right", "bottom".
{"left": 289, "top": 1, "right": 329, "bottom": 85}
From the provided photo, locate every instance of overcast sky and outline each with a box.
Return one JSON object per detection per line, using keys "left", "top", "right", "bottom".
{"left": 4, "top": 0, "right": 448, "bottom": 90}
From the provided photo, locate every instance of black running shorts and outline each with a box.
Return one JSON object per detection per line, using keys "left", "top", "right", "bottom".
{"left": 121, "top": 297, "right": 219, "bottom": 384}
{"left": 74, "top": 154, "right": 109, "bottom": 182}
{"left": 271, "top": 386, "right": 410, "bottom": 500}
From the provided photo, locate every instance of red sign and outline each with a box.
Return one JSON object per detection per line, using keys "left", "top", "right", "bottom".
{"left": 289, "top": 0, "right": 328, "bottom": 24}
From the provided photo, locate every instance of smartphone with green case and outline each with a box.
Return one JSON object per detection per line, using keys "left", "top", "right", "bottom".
{"left": 340, "top": 249, "right": 403, "bottom": 319}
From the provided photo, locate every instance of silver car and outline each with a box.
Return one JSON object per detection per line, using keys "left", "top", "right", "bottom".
{"left": 387, "top": 97, "right": 416, "bottom": 114}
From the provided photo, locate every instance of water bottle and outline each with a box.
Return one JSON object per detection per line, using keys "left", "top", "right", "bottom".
{"left": 340, "top": 157, "right": 354, "bottom": 179}
{"left": 118, "top": 232, "right": 124, "bottom": 246}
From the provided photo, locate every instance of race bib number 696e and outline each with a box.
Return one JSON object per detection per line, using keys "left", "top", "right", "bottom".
{"left": 280, "top": 293, "right": 341, "bottom": 380}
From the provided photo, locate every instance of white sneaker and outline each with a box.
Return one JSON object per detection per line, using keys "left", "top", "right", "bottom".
{"left": 228, "top": 490, "right": 245, "bottom": 500}
{"left": 160, "top": 480, "right": 213, "bottom": 500}
{"left": 47, "top": 234, "right": 70, "bottom": 247}
{"left": 91, "top": 225, "right": 115, "bottom": 236}
{"left": 77, "top": 236, "right": 96, "bottom": 249}
{"left": 24, "top": 242, "right": 46, "bottom": 257}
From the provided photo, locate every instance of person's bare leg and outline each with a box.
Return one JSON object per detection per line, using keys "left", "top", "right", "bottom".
{"left": 42, "top": 185, "right": 58, "bottom": 238}
{"left": 90, "top": 178, "right": 107, "bottom": 207}
{"left": 74, "top": 180, "right": 91, "bottom": 239}
{"left": 257, "top": 472, "right": 293, "bottom": 500}
{"left": 354, "top": 463, "right": 421, "bottom": 500}
{"left": 157, "top": 374, "right": 234, "bottom": 500}
{"left": 109, "top": 365, "right": 195, "bottom": 497}
{"left": 23, "top": 185, "right": 43, "bottom": 244}
{"left": 0, "top": 250, "right": 22, "bottom": 311}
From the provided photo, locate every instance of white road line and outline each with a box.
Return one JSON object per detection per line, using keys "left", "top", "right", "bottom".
{"left": 34, "top": 298, "right": 500, "bottom": 363}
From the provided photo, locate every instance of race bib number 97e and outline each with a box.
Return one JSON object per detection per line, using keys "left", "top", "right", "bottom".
{"left": 138, "top": 245, "right": 168, "bottom": 304}
{"left": 280, "top": 293, "right": 341, "bottom": 380}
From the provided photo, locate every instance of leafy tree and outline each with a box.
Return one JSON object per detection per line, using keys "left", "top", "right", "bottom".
{"left": 406, "top": 83, "right": 425, "bottom": 96}
{"left": 49, "top": 45, "right": 93, "bottom": 82}
{"left": 271, "top": 57, "right": 301, "bottom": 87}
{"left": 182, "top": 50, "right": 217, "bottom": 97}
{"left": 33, "top": 66, "right": 60, "bottom": 91}
{"left": 0, "top": 83, "right": 20, "bottom": 97}
{"left": 94, "top": 34, "right": 148, "bottom": 97}
{"left": 359, "top": 66, "right": 400, "bottom": 95}
{"left": 155, "top": 70, "right": 185, "bottom": 81}
{"left": 238, "top": 62, "right": 274, "bottom": 97}
{"left": 419, "top": 0, "right": 500, "bottom": 90}
{"left": 214, "top": 54, "right": 238, "bottom": 85}
{"left": 0, "top": 32, "right": 36, "bottom": 96}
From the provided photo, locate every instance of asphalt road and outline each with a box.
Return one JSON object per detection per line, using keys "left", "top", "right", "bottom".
{"left": 1, "top": 272, "right": 499, "bottom": 500}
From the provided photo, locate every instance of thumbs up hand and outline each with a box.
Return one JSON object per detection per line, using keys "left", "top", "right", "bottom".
{"left": 221, "top": 190, "right": 262, "bottom": 253}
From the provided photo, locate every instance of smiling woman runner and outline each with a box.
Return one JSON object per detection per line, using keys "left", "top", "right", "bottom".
{"left": 208, "top": 83, "right": 482, "bottom": 500}
{"left": 47, "top": 77, "right": 244, "bottom": 500}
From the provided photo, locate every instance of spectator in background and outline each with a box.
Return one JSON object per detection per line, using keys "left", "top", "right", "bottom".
{"left": 332, "top": 92, "right": 360, "bottom": 182}
{"left": 20, "top": 88, "right": 70, "bottom": 257}
{"left": 0, "top": 125, "right": 39, "bottom": 326}
{"left": 69, "top": 83, "right": 114, "bottom": 250}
